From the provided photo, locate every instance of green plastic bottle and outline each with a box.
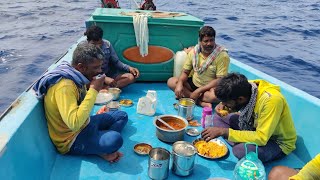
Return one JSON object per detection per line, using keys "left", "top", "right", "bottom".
{"left": 233, "top": 143, "right": 266, "bottom": 180}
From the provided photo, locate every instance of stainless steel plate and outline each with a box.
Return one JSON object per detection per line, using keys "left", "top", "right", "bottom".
{"left": 186, "top": 128, "right": 200, "bottom": 136}
{"left": 193, "top": 138, "right": 228, "bottom": 159}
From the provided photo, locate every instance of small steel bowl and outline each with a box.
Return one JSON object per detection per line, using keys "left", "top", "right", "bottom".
{"left": 108, "top": 88, "right": 121, "bottom": 100}
{"left": 186, "top": 128, "right": 200, "bottom": 136}
{"left": 107, "top": 101, "right": 120, "bottom": 111}
{"left": 134, "top": 143, "right": 152, "bottom": 155}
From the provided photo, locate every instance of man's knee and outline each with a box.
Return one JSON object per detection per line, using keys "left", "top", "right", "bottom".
{"left": 232, "top": 143, "right": 246, "bottom": 160}
{"left": 268, "top": 166, "right": 296, "bottom": 180}
{"left": 113, "top": 111, "right": 128, "bottom": 123}
{"left": 101, "top": 131, "right": 123, "bottom": 152}
{"left": 167, "top": 77, "right": 178, "bottom": 88}
{"left": 127, "top": 73, "right": 135, "bottom": 82}
{"left": 268, "top": 166, "right": 283, "bottom": 180}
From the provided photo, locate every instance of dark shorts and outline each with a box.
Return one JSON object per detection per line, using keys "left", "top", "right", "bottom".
{"left": 187, "top": 77, "right": 199, "bottom": 91}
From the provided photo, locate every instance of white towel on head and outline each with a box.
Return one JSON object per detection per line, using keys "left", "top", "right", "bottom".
{"left": 133, "top": 13, "right": 149, "bottom": 57}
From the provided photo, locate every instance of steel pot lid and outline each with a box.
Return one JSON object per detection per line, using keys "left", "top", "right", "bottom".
{"left": 172, "top": 141, "right": 197, "bottom": 156}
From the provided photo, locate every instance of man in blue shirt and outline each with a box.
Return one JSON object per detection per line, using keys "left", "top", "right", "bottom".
{"left": 84, "top": 25, "right": 140, "bottom": 88}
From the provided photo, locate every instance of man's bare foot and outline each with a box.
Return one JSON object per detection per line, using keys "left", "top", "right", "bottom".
{"left": 100, "top": 151, "right": 123, "bottom": 163}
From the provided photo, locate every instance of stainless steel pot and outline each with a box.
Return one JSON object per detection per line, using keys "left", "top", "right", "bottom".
{"left": 172, "top": 141, "right": 197, "bottom": 176}
{"left": 153, "top": 115, "right": 188, "bottom": 143}
{"left": 177, "top": 98, "right": 195, "bottom": 121}
{"left": 148, "top": 148, "right": 170, "bottom": 180}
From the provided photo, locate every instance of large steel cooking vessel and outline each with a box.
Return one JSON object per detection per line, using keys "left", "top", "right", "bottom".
{"left": 153, "top": 115, "right": 188, "bottom": 143}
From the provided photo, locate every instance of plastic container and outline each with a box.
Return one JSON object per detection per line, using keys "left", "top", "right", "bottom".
{"left": 137, "top": 90, "right": 157, "bottom": 116}
{"left": 233, "top": 143, "right": 266, "bottom": 180}
{"left": 173, "top": 51, "right": 188, "bottom": 77}
{"left": 201, "top": 107, "right": 213, "bottom": 128}
{"left": 137, "top": 96, "right": 156, "bottom": 116}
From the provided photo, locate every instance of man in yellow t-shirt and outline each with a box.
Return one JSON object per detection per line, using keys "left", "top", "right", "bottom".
{"left": 167, "top": 26, "right": 230, "bottom": 107}
{"left": 268, "top": 154, "right": 320, "bottom": 180}
{"left": 201, "top": 73, "right": 297, "bottom": 162}
{"left": 33, "top": 43, "right": 128, "bottom": 163}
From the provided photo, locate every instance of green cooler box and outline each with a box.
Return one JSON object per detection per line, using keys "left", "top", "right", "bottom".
{"left": 86, "top": 8, "right": 204, "bottom": 81}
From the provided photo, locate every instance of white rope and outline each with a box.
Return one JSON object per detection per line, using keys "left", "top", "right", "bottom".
{"left": 133, "top": 13, "right": 150, "bottom": 57}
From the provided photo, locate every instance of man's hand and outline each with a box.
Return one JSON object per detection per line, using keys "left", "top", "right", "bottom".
{"left": 174, "top": 82, "right": 184, "bottom": 99}
{"left": 129, "top": 67, "right": 140, "bottom": 78}
{"left": 190, "top": 90, "right": 201, "bottom": 101}
{"left": 104, "top": 77, "right": 117, "bottom": 87}
{"left": 96, "top": 105, "right": 109, "bottom": 114}
{"left": 90, "top": 74, "right": 106, "bottom": 92}
{"left": 201, "top": 127, "right": 229, "bottom": 141}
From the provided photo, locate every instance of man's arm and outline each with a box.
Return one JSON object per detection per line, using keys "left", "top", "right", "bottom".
{"left": 55, "top": 83, "right": 98, "bottom": 131}
{"left": 108, "top": 42, "right": 130, "bottom": 72}
{"left": 290, "top": 154, "right": 320, "bottom": 179}
{"left": 175, "top": 69, "right": 190, "bottom": 98}
{"left": 54, "top": 76, "right": 104, "bottom": 131}
{"left": 228, "top": 95, "right": 284, "bottom": 145}
{"left": 177, "top": 69, "right": 190, "bottom": 85}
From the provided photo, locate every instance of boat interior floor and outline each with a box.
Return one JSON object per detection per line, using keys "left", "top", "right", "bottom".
{"left": 50, "top": 82, "right": 305, "bottom": 179}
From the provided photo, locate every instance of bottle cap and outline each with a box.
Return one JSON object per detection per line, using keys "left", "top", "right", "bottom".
{"left": 202, "top": 107, "right": 212, "bottom": 114}
{"left": 246, "top": 152, "right": 258, "bottom": 161}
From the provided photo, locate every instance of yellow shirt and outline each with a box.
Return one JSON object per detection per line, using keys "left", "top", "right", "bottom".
{"left": 183, "top": 50, "right": 230, "bottom": 87}
{"left": 290, "top": 154, "right": 320, "bottom": 180}
{"left": 44, "top": 79, "right": 98, "bottom": 154}
{"left": 228, "top": 80, "right": 297, "bottom": 155}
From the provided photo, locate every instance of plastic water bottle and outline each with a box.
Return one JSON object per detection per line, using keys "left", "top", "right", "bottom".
{"left": 201, "top": 107, "right": 213, "bottom": 128}
{"left": 233, "top": 143, "right": 266, "bottom": 180}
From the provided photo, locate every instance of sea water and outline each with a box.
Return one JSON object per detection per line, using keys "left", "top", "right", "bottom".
{"left": 1, "top": 0, "right": 320, "bottom": 114}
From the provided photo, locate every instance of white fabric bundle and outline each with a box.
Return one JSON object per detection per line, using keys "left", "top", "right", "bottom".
{"left": 133, "top": 13, "right": 149, "bottom": 57}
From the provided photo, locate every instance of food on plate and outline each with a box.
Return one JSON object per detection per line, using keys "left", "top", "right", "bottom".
{"left": 189, "top": 120, "right": 201, "bottom": 127}
{"left": 119, "top": 99, "right": 133, "bottom": 106}
{"left": 194, "top": 140, "right": 228, "bottom": 158}
{"left": 219, "top": 109, "right": 229, "bottom": 117}
{"left": 96, "top": 105, "right": 109, "bottom": 114}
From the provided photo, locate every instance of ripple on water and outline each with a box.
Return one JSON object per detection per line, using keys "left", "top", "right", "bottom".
{"left": 226, "top": 16, "right": 238, "bottom": 21}
{"left": 220, "top": 34, "right": 235, "bottom": 41}
{"left": 203, "top": 17, "right": 218, "bottom": 22}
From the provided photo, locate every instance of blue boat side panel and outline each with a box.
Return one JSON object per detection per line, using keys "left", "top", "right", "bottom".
{"left": 0, "top": 91, "right": 57, "bottom": 180}
{"left": 230, "top": 58, "right": 320, "bottom": 163}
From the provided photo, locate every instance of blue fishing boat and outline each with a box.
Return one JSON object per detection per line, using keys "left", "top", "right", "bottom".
{"left": 0, "top": 8, "right": 319, "bottom": 180}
